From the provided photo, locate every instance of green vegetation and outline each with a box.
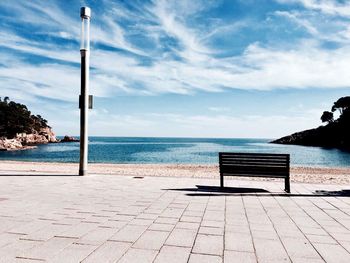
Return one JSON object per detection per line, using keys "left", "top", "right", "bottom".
{"left": 0, "top": 97, "right": 50, "bottom": 138}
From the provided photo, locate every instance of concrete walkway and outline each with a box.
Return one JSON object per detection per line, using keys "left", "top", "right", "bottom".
{"left": 0, "top": 172, "right": 350, "bottom": 262}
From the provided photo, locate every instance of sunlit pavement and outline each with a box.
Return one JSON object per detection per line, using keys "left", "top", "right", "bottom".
{"left": 0, "top": 172, "right": 350, "bottom": 263}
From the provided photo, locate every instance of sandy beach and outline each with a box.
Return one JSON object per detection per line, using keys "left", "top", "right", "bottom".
{"left": 0, "top": 160, "right": 349, "bottom": 185}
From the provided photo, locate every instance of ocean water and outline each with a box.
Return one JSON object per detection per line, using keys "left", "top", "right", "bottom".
{"left": 0, "top": 137, "right": 350, "bottom": 167}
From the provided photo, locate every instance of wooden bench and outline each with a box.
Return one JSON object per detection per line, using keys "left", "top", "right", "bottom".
{"left": 219, "top": 152, "right": 290, "bottom": 193}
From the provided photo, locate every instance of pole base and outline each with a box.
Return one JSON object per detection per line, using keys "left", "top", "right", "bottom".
{"left": 79, "top": 170, "right": 87, "bottom": 176}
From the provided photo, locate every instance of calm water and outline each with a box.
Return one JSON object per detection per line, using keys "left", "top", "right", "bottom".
{"left": 0, "top": 137, "right": 350, "bottom": 167}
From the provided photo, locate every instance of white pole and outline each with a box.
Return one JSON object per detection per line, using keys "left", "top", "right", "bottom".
{"left": 79, "top": 7, "right": 91, "bottom": 176}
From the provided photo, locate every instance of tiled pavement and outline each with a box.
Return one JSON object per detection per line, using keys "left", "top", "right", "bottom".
{"left": 0, "top": 172, "right": 350, "bottom": 262}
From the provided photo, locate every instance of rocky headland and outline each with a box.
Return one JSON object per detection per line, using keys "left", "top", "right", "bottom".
{"left": 0, "top": 97, "right": 76, "bottom": 151}
{"left": 271, "top": 96, "right": 350, "bottom": 150}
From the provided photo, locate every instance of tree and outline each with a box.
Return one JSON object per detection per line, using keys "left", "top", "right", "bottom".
{"left": 321, "top": 111, "right": 334, "bottom": 123}
{"left": 331, "top": 96, "right": 350, "bottom": 115}
{"left": 0, "top": 97, "right": 50, "bottom": 138}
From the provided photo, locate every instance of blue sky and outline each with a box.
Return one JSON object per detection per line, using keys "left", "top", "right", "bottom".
{"left": 1, "top": 0, "right": 350, "bottom": 138}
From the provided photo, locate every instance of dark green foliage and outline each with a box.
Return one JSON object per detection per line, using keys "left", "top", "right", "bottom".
{"left": 0, "top": 97, "right": 50, "bottom": 138}
{"left": 320, "top": 111, "right": 334, "bottom": 123}
{"left": 331, "top": 96, "right": 350, "bottom": 114}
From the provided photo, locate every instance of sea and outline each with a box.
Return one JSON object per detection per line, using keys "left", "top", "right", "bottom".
{"left": 0, "top": 137, "right": 350, "bottom": 167}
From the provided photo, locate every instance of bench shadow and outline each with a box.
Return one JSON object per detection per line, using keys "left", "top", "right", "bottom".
{"left": 164, "top": 185, "right": 350, "bottom": 197}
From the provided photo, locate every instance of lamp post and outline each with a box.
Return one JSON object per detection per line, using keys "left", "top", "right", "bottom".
{"left": 79, "top": 7, "right": 91, "bottom": 176}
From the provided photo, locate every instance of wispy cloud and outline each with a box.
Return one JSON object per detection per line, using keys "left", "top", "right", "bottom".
{"left": 2, "top": 0, "right": 350, "bottom": 100}
{"left": 0, "top": 0, "right": 349, "bottom": 136}
{"left": 277, "top": 0, "right": 350, "bottom": 17}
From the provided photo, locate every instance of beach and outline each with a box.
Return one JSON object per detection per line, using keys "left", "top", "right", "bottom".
{"left": 1, "top": 161, "right": 349, "bottom": 185}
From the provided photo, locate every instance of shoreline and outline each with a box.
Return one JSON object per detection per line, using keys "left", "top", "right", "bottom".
{"left": 0, "top": 160, "right": 349, "bottom": 185}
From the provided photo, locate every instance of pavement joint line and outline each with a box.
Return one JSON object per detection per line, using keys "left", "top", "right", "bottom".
{"left": 310, "top": 197, "right": 350, "bottom": 232}
{"left": 242, "top": 195, "right": 259, "bottom": 263}
{"left": 283, "top": 188, "right": 350, "bottom": 255}
{"left": 255, "top": 194, "right": 293, "bottom": 262}
{"left": 15, "top": 256, "right": 45, "bottom": 261}
{"left": 188, "top": 191, "right": 211, "bottom": 259}
{"left": 266, "top": 194, "right": 326, "bottom": 262}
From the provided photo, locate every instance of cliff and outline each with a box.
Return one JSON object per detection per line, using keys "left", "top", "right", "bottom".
{"left": 0, "top": 97, "right": 58, "bottom": 151}
{"left": 271, "top": 96, "right": 350, "bottom": 150}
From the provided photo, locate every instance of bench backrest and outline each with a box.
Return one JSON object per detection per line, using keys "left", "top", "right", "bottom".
{"left": 219, "top": 152, "right": 290, "bottom": 178}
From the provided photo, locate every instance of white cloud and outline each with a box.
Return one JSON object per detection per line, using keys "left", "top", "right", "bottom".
{"left": 277, "top": 0, "right": 350, "bottom": 17}
{"left": 86, "top": 111, "right": 321, "bottom": 138}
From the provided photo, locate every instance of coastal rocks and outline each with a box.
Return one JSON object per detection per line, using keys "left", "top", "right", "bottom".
{"left": 60, "top": 135, "right": 79, "bottom": 142}
{"left": 0, "top": 128, "right": 57, "bottom": 151}
{"left": 0, "top": 138, "right": 23, "bottom": 151}
{"left": 16, "top": 127, "right": 58, "bottom": 145}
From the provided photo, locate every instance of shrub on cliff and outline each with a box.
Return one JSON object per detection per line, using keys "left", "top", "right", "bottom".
{"left": 0, "top": 97, "right": 50, "bottom": 138}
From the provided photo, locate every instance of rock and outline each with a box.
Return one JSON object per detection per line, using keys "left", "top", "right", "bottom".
{"left": 0, "top": 127, "right": 58, "bottom": 151}
{"left": 0, "top": 137, "right": 23, "bottom": 151}
{"left": 16, "top": 128, "right": 58, "bottom": 146}
{"left": 60, "top": 135, "right": 79, "bottom": 142}
{"left": 39, "top": 127, "right": 58, "bottom": 143}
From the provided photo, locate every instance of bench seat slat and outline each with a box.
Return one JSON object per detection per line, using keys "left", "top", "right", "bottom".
{"left": 221, "top": 160, "right": 288, "bottom": 166}
{"left": 220, "top": 152, "right": 289, "bottom": 156}
{"left": 221, "top": 172, "right": 288, "bottom": 178}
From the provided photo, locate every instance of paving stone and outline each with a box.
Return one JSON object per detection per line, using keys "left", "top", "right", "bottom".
{"left": 56, "top": 222, "right": 99, "bottom": 239}
{"left": 176, "top": 222, "right": 200, "bottom": 230}
{"left": 224, "top": 250, "right": 256, "bottom": 263}
{"left": 133, "top": 230, "right": 169, "bottom": 250}
{"left": 109, "top": 224, "right": 147, "bottom": 242}
{"left": 165, "top": 228, "right": 197, "bottom": 247}
{"left": 313, "top": 243, "right": 350, "bottom": 263}
{"left": 192, "top": 234, "right": 223, "bottom": 256}
{"left": 280, "top": 237, "right": 322, "bottom": 260}
{"left": 148, "top": 223, "right": 174, "bottom": 232}
{"left": 18, "top": 237, "right": 74, "bottom": 261}
{"left": 307, "top": 234, "right": 338, "bottom": 244}
{"left": 154, "top": 246, "right": 191, "bottom": 263}
{"left": 201, "top": 220, "right": 224, "bottom": 228}
{"left": 199, "top": 226, "right": 224, "bottom": 236}
{"left": 225, "top": 232, "right": 254, "bottom": 252}
{"left": 48, "top": 243, "right": 98, "bottom": 263}
{"left": 6, "top": 220, "right": 51, "bottom": 235}
{"left": 188, "top": 253, "right": 222, "bottom": 263}
{"left": 77, "top": 227, "right": 118, "bottom": 245}
{"left": 82, "top": 241, "right": 131, "bottom": 263}
{"left": 0, "top": 239, "right": 42, "bottom": 258}
{"left": 0, "top": 233, "right": 22, "bottom": 248}
{"left": 180, "top": 216, "right": 202, "bottom": 223}
{"left": 117, "top": 248, "right": 158, "bottom": 263}
{"left": 253, "top": 238, "right": 290, "bottom": 262}
{"left": 155, "top": 217, "right": 179, "bottom": 225}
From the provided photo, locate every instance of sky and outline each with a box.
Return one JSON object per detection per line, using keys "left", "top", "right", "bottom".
{"left": 0, "top": 0, "right": 350, "bottom": 138}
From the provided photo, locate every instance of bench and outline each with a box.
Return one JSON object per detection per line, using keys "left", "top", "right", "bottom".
{"left": 219, "top": 152, "right": 290, "bottom": 193}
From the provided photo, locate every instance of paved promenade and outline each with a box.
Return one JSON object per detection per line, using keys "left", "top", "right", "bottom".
{"left": 0, "top": 172, "right": 350, "bottom": 262}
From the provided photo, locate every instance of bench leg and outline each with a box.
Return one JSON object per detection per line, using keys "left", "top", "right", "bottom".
{"left": 220, "top": 174, "right": 224, "bottom": 188}
{"left": 285, "top": 177, "right": 290, "bottom": 193}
